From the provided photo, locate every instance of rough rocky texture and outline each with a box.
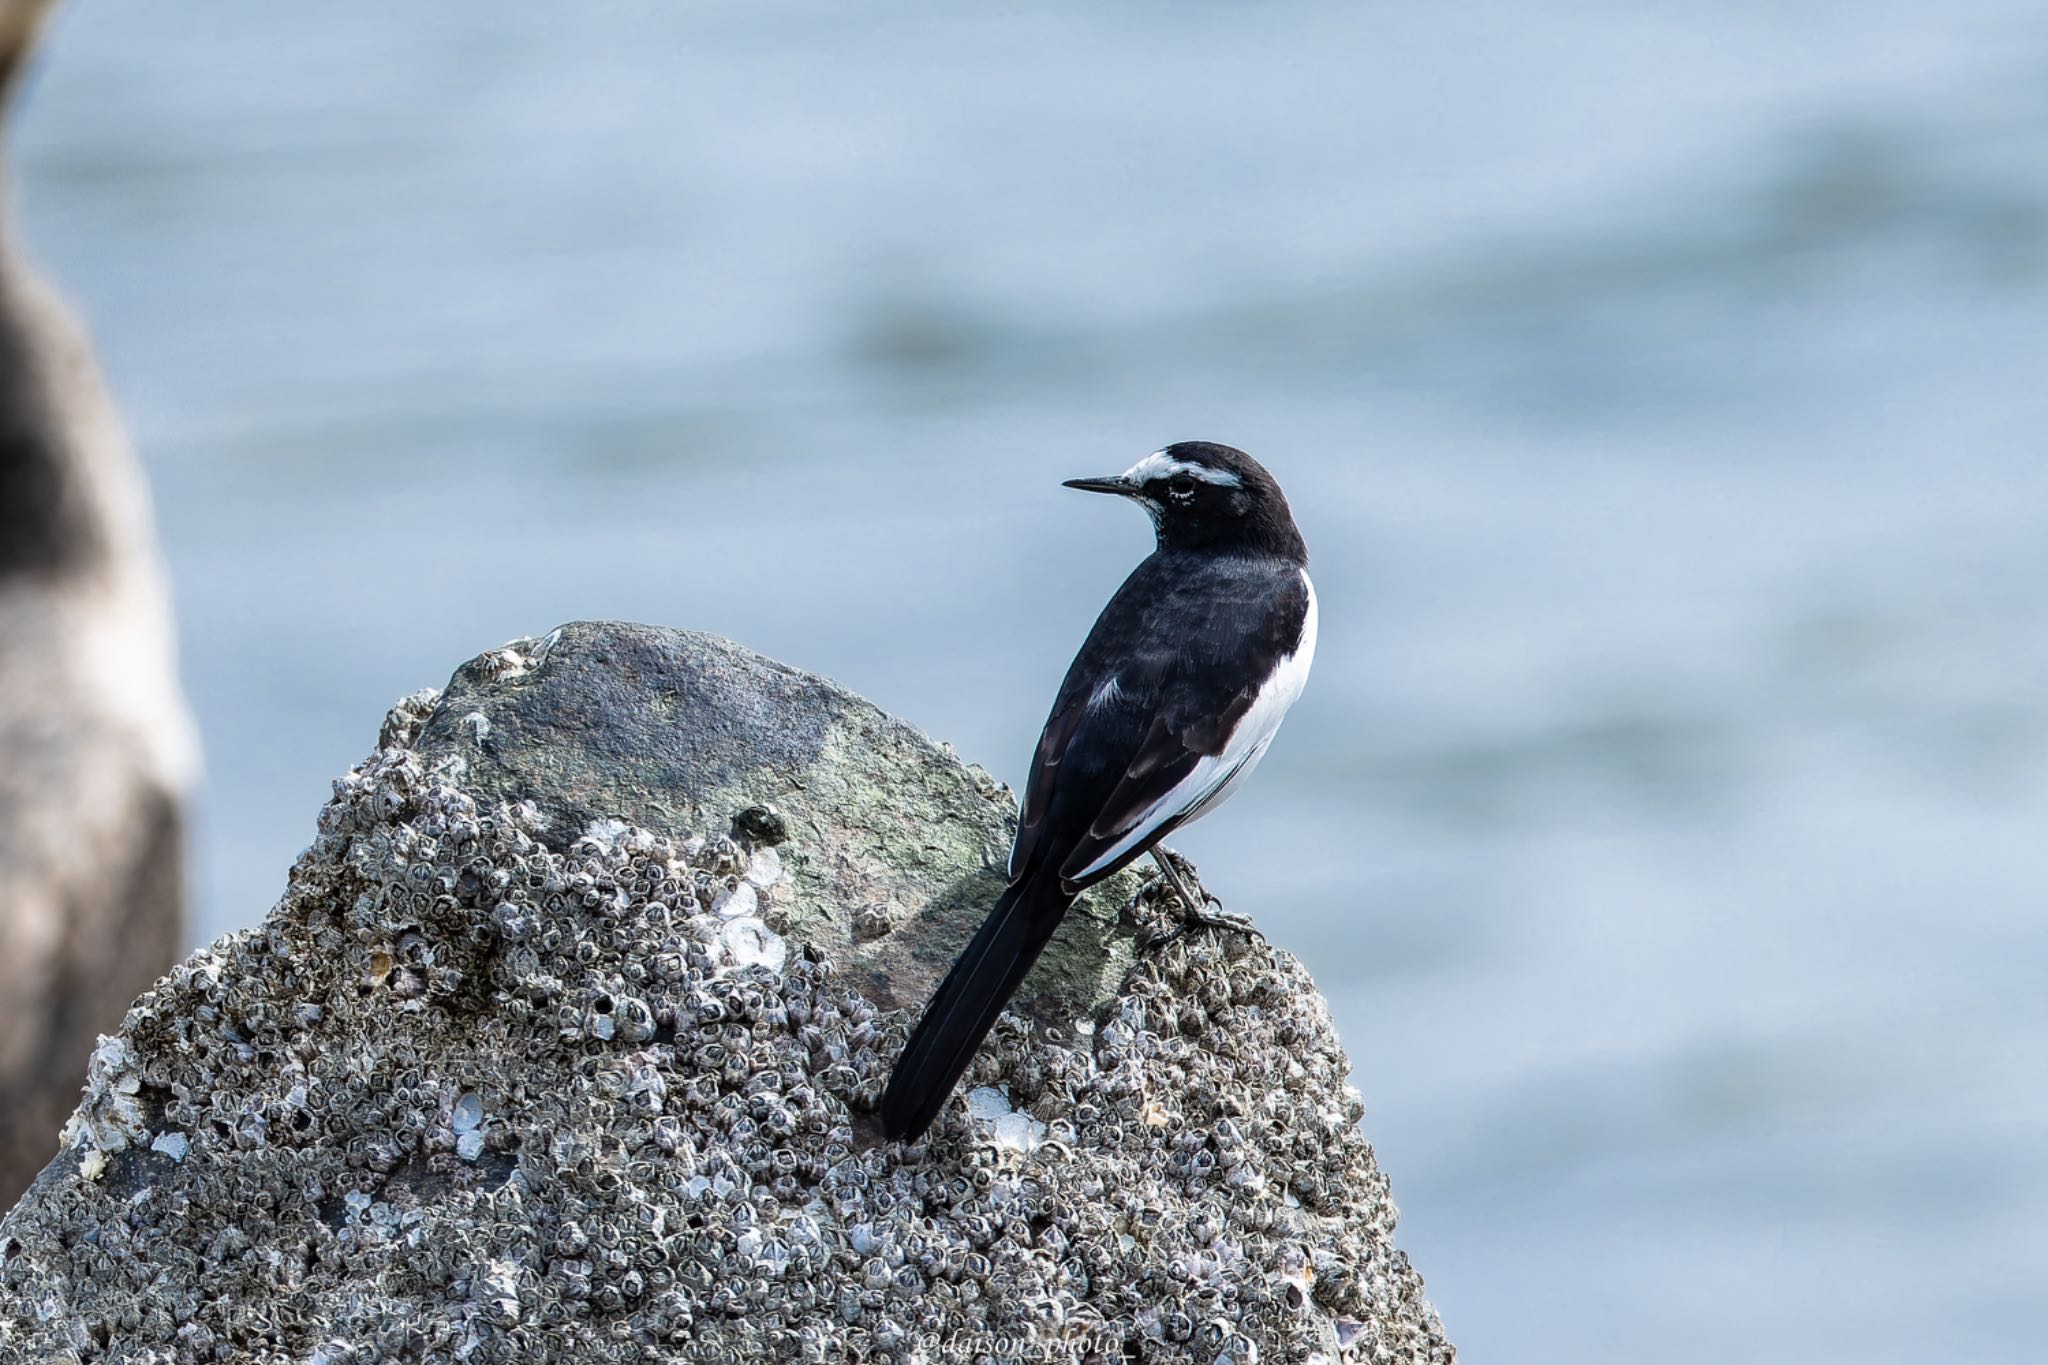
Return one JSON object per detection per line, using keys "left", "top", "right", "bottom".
{"left": 414, "top": 622, "right": 1145, "bottom": 1024}
{"left": 0, "top": 624, "right": 1452, "bottom": 1364}
{"left": 0, "top": 0, "right": 197, "bottom": 1209}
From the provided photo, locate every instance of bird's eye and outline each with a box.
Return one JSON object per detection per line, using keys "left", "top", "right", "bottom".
{"left": 1168, "top": 474, "right": 1198, "bottom": 497}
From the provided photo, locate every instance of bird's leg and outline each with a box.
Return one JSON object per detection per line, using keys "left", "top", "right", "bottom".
{"left": 1148, "top": 847, "right": 1202, "bottom": 914}
{"left": 1147, "top": 847, "right": 1264, "bottom": 940}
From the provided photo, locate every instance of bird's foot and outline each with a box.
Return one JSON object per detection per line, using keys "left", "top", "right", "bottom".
{"left": 1142, "top": 848, "right": 1264, "bottom": 943}
{"left": 1178, "top": 901, "right": 1264, "bottom": 938}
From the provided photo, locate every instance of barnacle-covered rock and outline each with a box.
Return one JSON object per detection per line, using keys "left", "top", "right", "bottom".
{"left": 0, "top": 622, "right": 1452, "bottom": 1363}
{"left": 414, "top": 621, "right": 1146, "bottom": 1022}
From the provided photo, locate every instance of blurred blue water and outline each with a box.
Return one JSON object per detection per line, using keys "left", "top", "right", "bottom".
{"left": 17, "top": 2, "right": 2048, "bottom": 1359}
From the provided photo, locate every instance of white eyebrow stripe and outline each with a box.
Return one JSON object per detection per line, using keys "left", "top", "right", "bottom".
{"left": 1120, "top": 450, "right": 1242, "bottom": 488}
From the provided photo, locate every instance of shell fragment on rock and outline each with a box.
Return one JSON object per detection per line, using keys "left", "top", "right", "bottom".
{"left": 964, "top": 1086, "right": 1051, "bottom": 1155}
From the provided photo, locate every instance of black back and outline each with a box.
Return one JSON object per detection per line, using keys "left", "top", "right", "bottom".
{"left": 1010, "top": 549, "right": 1310, "bottom": 893}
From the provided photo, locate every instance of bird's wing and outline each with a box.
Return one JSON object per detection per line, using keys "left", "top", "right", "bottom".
{"left": 1009, "top": 558, "right": 1312, "bottom": 891}
{"left": 1008, "top": 691, "right": 1091, "bottom": 880}
{"left": 1055, "top": 669, "right": 1260, "bottom": 886}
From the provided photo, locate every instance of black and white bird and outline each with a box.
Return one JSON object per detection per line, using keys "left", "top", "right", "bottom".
{"left": 881, "top": 442, "right": 1317, "bottom": 1142}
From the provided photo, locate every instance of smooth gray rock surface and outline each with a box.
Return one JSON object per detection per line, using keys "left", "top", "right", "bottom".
{"left": 0, "top": 623, "right": 1453, "bottom": 1364}
{"left": 0, "top": 0, "right": 196, "bottom": 1209}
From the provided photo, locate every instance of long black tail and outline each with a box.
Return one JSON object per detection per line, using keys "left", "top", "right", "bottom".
{"left": 881, "top": 875, "right": 1074, "bottom": 1141}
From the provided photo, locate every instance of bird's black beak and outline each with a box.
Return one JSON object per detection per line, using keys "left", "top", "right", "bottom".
{"left": 1063, "top": 475, "right": 1136, "bottom": 497}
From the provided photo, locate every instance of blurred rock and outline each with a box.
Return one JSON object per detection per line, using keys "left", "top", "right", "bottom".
{"left": 0, "top": 0, "right": 196, "bottom": 1210}
{"left": 0, "top": 622, "right": 1451, "bottom": 1361}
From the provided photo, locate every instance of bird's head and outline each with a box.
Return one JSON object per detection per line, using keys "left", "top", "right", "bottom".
{"left": 1064, "top": 442, "right": 1306, "bottom": 561}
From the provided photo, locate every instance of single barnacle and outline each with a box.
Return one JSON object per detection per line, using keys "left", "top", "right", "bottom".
{"left": 612, "top": 995, "right": 656, "bottom": 1044}
{"left": 852, "top": 902, "right": 897, "bottom": 942}
{"left": 732, "top": 805, "right": 788, "bottom": 847}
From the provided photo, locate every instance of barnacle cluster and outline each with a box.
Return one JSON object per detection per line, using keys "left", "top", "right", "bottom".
{"left": 0, "top": 687, "right": 1450, "bottom": 1364}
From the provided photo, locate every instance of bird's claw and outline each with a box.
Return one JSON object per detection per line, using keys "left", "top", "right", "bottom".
{"left": 1140, "top": 848, "right": 1265, "bottom": 944}
{"left": 1177, "top": 901, "right": 1264, "bottom": 939}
